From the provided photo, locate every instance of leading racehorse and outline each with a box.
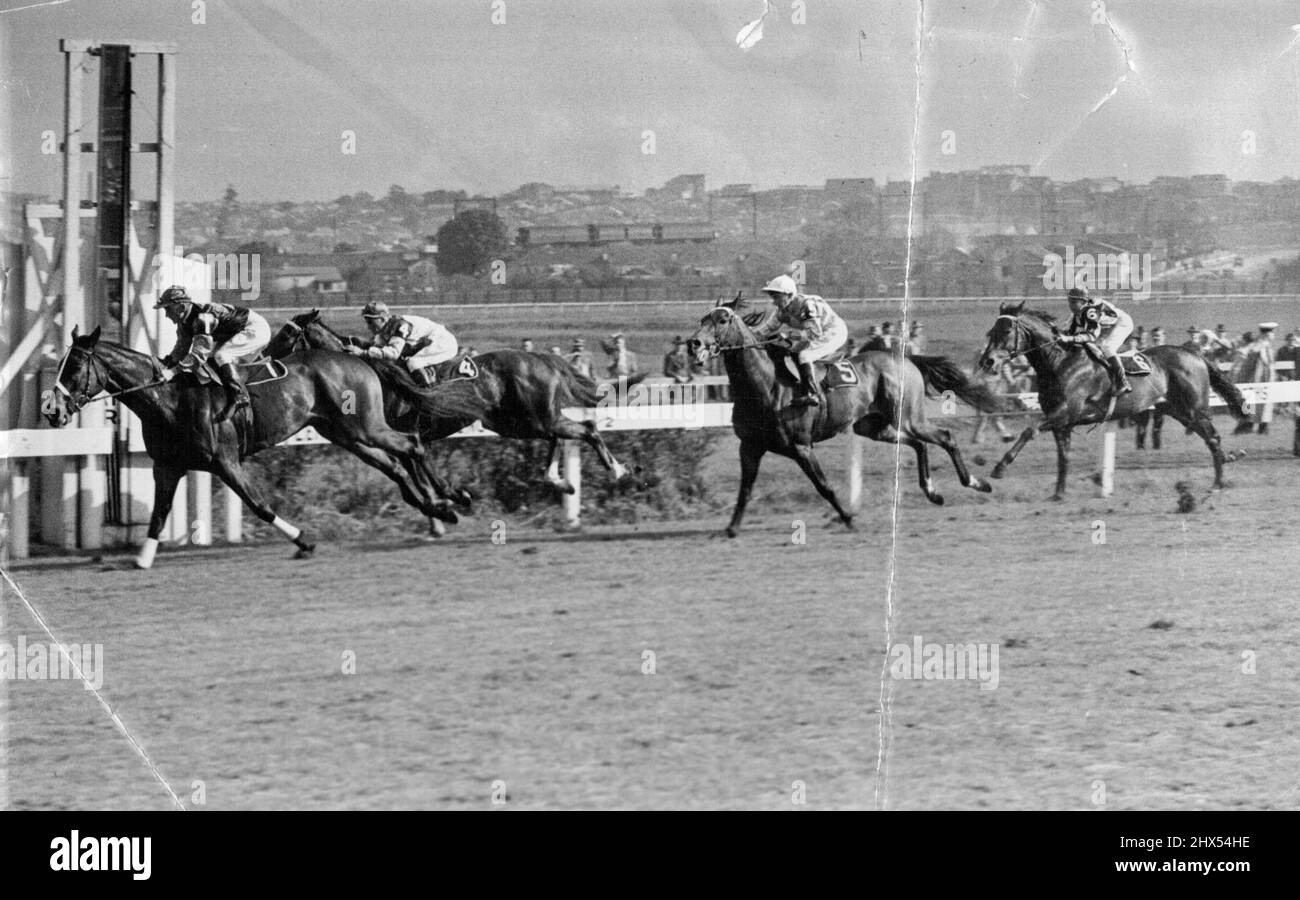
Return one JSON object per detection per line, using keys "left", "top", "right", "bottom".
{"left": 688, "top": 294, "right": 1000, "bottom": 536}
{"left": 267, "top": 309, "right": 642, "bottom": 496}
{"left": 44, "top": 326, "right": 467, "bottom": 568}
{"left": 978, "top": 301, "right": 1250, "bottom": 497}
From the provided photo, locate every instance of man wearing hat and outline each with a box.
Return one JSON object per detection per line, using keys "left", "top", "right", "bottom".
{"left": 1234, "top": 323, "right": 1277, "bottom": 434}
{"left": 663, "top": 335, "right": 693, "bottom": 384}
{"left": 155, "top": 284, "right": 271, "bottom": 422}
{"left": 601, "top": 332, "right": 639, "bottom": 378}
{"left": 750, "top": 273, "right": 848, "bottom": 406}
{"left": 565, "top": 338, "right": 594, "bottom": 378}
{"left": 345, "top": 299, "right": 458, "bottom": 385}
{"left": 1149, "top": 326, "right": 1166, "bottom": 347}
{"left": 1055, "top": 286, "right": 1133, "bottom": 395}
{"left": 906, "top": 320, "right": 926, "bottom": 357}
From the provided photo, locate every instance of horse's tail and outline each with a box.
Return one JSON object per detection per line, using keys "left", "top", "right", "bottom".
{"left": 368, "top": 359, "right": 484, "bottom": 422}
{"left": 909, "top": 354, "right": 1003, "bottom": 413}
{"left": 1206, "top": 359, "right": 1251, "bottom": 419}
{"left": 553, "top": 361, "right": 649, "bottom": 409}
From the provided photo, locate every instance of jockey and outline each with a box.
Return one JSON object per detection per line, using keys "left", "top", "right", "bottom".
{"left": 751, "top": 274, "right": 848, "bottom": 406}
{"left": 1057, "top": 286, "right": 1133, "bottom": 395}
{"left": 345, "top": 300, "right": 458, "bottom": 385}
{"left": 155, "top": 285, "right": 270, "bottom": 422}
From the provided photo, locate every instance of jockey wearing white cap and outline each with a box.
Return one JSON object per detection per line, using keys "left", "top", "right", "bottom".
{"left": 155, "top": 284, "right": 271, "bottom": 421}
{"left": 750, "top": 274, "right": 848, "bottom": 406}
{"left": 346, "top": 300, "right": 458, "bottom": 384}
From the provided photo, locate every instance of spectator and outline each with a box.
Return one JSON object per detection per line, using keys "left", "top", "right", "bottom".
{"left": 601, "top": 332, "right": 639, "bottom": 378}
{"left": 565, "top": 338, "right": 594, "bottom": 378}
{"left": 861, "top": 324, "right": 882, "bottom": 349}
{"left": 906, "top": 321, "right": 926, "bottom": 356}
{"left": 549, "top": 345, "right": 562, "bottom": 356}
{"left": 1181, "top": 325, "right": 1204, "bottom": 354}
{"left": 663, "top": 336, "right": 693, "bottom": 384}
{"left": 1149, "top": 326, "right": 1166, "bottom": 347}
{"left": 865, "top": 321, "right": 896, "bottom": 351}
{"left": 521, "top": 338, "right": 535, "bottom": 352}
{"left": 1233, "top": 323, "right": 1276, "bottom": 435}
{"left": 1277, "top": 332, "right": 1299, "bottom": 381}
{"left": 843, "top": 337, "right": 858, "bottom": 358}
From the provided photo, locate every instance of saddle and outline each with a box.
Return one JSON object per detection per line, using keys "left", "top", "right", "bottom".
{"left": 186, "top": 357, "right": 288, "bottom": 386}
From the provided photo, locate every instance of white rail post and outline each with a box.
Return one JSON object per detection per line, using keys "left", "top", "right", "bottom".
{"left": 562, "top": 439, "right": 581, "bottom": 527}
{"left": 9, "top": 462, "right": 29, "bottom": 560}
{"left": 76, "top": 405, "right": 105, "bottom": 550}
{"left": 1098, "top": 421, "right": 1117, "bottom": 497}
{"left": 847, "top": 433, "right": 864, "bottom": 511}
{"left": 188, "top": 471, "right": 212, "bottom": 545}
{"left": 224, "top": 484, "right": 242, "bottom": 543}
{"left": 167, "top": 473, "right": 189, "bottom": 543}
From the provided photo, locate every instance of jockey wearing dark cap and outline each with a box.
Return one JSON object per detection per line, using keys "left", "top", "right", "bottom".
{"left": 1057, "top": 286, "right": 1134, "bottom": 395}
{"left": 155, "top": 285, "right": 270, "bottom": 421}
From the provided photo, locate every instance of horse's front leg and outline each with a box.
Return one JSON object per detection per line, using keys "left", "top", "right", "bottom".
{"left": 135, "top": 462, "right": 186, "bottom": 569}
{"left": 1051, "top": 427, "right": 1073, "bottom": 500}
{"left": 990, "top": 424, "right": 1037, "bottom": 478}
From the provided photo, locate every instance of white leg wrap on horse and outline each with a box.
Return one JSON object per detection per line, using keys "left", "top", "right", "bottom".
{"left": 272, "top": 516, "right": 301, "bottom": 540}
{"left": 612, "top": 461, "right": 628, "bottom": 480}
{"left": 136, "top": 538, "right": 159, "bottom": 569}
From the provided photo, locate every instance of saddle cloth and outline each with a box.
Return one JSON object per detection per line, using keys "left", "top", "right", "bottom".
{"left": 1117, "top": 350, "right": 1152, "bottom": 376}
{"left": 777, "top": 353, "right": 859, "bottom": 389}
{"left": 423, "top": 350, "right": 479, "bottom": 383}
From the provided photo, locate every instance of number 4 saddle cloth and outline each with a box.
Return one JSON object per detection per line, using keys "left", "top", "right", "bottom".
{"left": 418, "top": 350, "right": 480, "bottom": 384}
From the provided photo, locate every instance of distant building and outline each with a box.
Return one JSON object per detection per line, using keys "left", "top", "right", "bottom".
{"left": 271, "top": 266, "right": 347, "bottom": 294}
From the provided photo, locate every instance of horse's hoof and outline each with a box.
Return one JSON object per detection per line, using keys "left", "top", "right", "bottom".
{"left": 990, "top": 465, "right": 1006, "bottom": 479}
{"left": 724, "top": 526, "right": 738, "bottom": 538}
{"left": 927, "top": 493, "right": 945, "bottom": 506}
{"left": 428, "top": 502, "right": 459, "bottom": 524}
{"left": 1049, "top": 493, "right": 1064, "bottom": 502}
{"left": 454, "top": 489, "right": 474, "bottom": 509}
{"left": 842, "top": 517, "right": 856, "bottom": 531}
{"left": 294, "top": 543, "right": 316, "bottom": 559}
{"left": 969, "top": 477, "right": 993, "bottom": 493}
{"left": 550, "top": 479, "right": 576, "bottom": 495}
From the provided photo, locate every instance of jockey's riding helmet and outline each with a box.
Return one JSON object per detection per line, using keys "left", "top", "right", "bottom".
{"left": 1066, "top": 286, "right": 1090, "bottom": 305}
{"left": 362, "top": 300, "right": 391, "bottom": 320}
{"left": 762, "top": 275, "right": 798, "bottom": 298}
{"left": 154, "top": 285, "right": 197, "bottom": 309}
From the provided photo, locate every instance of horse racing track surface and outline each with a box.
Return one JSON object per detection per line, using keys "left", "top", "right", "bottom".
{"left": 5, "top": 428, "right": 1299, "bottom": 810}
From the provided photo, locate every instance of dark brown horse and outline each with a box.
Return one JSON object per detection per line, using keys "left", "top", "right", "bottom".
{"left": 266, "top": 310, "right": 641, "bottom": 497}
{"left": 44, "top": 326, "right": 463, "bottom": 568}
{"left": 688, "top": 295, "right": 1000, "bottom": 536}
{"left": 978, "top": 302, "right": 1250, "bottom": 497}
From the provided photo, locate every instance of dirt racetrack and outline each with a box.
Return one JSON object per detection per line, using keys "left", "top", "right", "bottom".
{"left": 4, "top": 419, "right": 1299, "bottom": 810}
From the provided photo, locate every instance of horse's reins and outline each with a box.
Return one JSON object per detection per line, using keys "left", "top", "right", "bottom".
{"left": 983, "top": 313, "right": 1064, "bottom": 366}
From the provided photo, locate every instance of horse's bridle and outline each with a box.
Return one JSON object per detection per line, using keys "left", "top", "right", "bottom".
{"left": 695, "top": 306, "right": 784, "bottom": 357}
{"left": 983, "top": 313, "right": 1062, "bottom": 367}
{"left": 280, "top": 318, "right": 310, "bottom": 353}
{"left": 53, "top": 344, "right": 166, "bottom": 412}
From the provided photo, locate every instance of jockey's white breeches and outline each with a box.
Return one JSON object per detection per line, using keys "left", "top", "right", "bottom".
{"left": 794, "top": 317, "right": 849, "bottom": 364}
{"left": 406, "top": 330, "right": 459, "bottom": 371}
{"left": 213, "top": 313, "right": 271, "bottom": 364}
{"left": 1098, "top": 311, "right": 1134, "bottom": 354}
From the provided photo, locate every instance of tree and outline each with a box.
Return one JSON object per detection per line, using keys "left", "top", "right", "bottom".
{"left": 434, "top": 209, "right": 507, "bottom": 276}
{"left": 215, "top": 184, "right": 238, "bottom": 245}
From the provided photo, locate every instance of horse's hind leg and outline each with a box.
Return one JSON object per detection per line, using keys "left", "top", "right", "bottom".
{"left": 790, "top": 443, "right": 854, "bottom": 529}
{"left": 542, "top": 435, "right": 576, "bottom": 494}
{"left": 1167, "top": 407, "right": 1226, "bottom": 488}
{"left": 553, "top": 415, "right": 631, "bottom": 482}
{"left": 906, "top": 422, "right": 992, "bottom": 495}
{"left": 1135, "top": 410, "right": 1148, "bottom": 449}
{"left": 726, "top": 440, "right": 766, "bottom": 537}
{"left": 212, "top": 458, "right": 317, "bottom": 559}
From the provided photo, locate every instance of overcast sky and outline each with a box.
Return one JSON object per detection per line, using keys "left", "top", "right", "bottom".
{"left": 3, "top": 0, "right": 1299, "bottom": 201}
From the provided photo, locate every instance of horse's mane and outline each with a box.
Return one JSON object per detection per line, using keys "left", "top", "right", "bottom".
{"left": 1018, "top": 308, "right": 1057, "bottom": 325}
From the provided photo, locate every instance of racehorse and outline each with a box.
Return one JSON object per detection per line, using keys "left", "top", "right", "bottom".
{"left": 687, "top": 294, "right": 1000, "bottom": 536}
{"left": 266, "top": 310, "right": 641, "bottom": 497}
{"left": 978, "top": 301, "right": 1250, "bottom": 497}
{"left": 44, "top": 326, "right": 466, "bottom": 568}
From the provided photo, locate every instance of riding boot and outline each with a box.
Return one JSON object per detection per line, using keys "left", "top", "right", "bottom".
{"left": 1107, "top": 356, "right": 1132, "bottom": 394}
{"left": 794, "top": 361, "right": 822, "bottom": 407}
{"left": 215, "top": 362, "right": 249, "bottom": 422}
